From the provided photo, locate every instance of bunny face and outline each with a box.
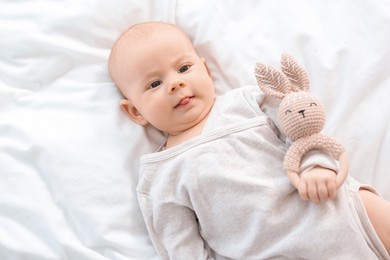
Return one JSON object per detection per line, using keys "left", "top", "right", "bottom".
{"left": 278, "top": 92, "right": 325, "bottom": 141}
{"left": 256, "top": 54, "right": 328, "bottom": 140}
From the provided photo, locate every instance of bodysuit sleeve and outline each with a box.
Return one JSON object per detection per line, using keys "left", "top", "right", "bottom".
{"left": 137, "top": 192, "right": 214, "bottom": 260}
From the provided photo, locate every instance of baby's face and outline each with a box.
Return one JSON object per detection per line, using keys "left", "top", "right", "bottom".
{"left": 118, "top": 28, "right": 215, "bottom": 135}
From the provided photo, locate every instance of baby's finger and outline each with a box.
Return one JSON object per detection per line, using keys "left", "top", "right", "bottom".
{"left": 298, "top": 181, "right": 309, "bottom": 201}
{"left": 318, "top": 182, "right": 330, "bottom": 202}
{"left": 307, "top": 182, "right": 320, "bottom": 203}
{"left": 327, "top": 180, "right": 337, "bottom": 200}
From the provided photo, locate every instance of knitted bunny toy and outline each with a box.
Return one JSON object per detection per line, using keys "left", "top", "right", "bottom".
{"left": 255, "top": 54, "right": 348, "bottom": 190}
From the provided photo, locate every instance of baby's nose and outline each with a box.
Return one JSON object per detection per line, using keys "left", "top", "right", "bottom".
{"left": 168, "top": 80, "right": 185, "bottom": 93}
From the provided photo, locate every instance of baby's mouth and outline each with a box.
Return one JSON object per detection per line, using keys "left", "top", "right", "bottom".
{"left": 174, "top": 96, "right": 194, "bottom": 108}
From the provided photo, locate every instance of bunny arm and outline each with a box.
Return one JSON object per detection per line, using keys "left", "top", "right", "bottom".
{"left": 285, "top": 134, "right": 349, "bottom": 190}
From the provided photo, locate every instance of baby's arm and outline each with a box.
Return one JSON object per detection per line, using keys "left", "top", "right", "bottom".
{"left": 137, "top": 192, "right": 213, "bottom": 260}
{"left": 260, "top": 94, "right": 347, "bottom": 203}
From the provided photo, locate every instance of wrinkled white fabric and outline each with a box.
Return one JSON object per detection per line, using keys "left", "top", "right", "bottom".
{"left": 2, "top": 1, "right": 390, "bottom": 259}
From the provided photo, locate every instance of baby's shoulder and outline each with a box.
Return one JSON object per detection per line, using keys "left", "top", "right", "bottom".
{"left": 203, "top": 85, "right": 265, "bottom": 132}
{"left": 217, "top": 85, "right": 264, "bottom": 109}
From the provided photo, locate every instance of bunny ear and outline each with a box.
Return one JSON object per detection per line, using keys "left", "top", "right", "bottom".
{"left": 255, "top": 62, "right": 292, "bottom": 99}
{"left": 280, "top": 53, "right": 310, "bottom": 92}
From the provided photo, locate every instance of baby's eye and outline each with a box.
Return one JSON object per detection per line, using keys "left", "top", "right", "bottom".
{"left": 149, "top": 80, "right": 162, "bottom": 89}
{"left": 285, "top": 110, "right": 292, "bottom": 115}
{"left": 310, "top": 102, "right": 317, "bottom": 107}
{"left": 179, "top": 65, "right": 190, "bottom": 73}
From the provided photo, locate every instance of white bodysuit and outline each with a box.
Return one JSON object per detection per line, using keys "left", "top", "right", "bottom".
{"left": 137, "top": 86, "right": 388, "bottom": 260}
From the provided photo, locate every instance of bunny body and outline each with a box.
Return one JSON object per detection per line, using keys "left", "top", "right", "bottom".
{"left": 285, "top": 133, "right": 344, "bottom": 173}
{"left": 255, "top": 54, "right": 348, "bottom": 190}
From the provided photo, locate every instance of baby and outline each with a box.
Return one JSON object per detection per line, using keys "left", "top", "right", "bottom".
{"left": 108, "top": 22, "right": 390, "bottom": 259}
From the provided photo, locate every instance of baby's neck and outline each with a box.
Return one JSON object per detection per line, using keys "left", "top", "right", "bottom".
{"left": 165, "top": 112, "right": 210, "bottom": 149}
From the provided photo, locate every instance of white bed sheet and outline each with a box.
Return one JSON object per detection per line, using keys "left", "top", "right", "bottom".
{"left": 1, "top": 0, "right": 389, "bottom": 259}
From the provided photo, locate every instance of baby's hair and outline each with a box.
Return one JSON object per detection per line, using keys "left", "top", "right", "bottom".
{"left": 125, "top": 22, "right": 180, "bottom": 40}
{"left": 112, "top": 22, "right": 172, "bottom": 49}
{"left": 108, "top": 22, "right": 191, "bottom": 93}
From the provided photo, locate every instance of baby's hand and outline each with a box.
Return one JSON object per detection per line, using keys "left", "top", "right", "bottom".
{"left": 296, "top": 166, "right": 338, "bottom": 203}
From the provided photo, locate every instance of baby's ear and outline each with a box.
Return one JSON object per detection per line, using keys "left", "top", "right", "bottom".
{"left": 120, "top": 99, "right": 148, "bottom": 126}
{"left": 201, "top": 57, "right": 212, "bottom": 77}
{"left": 255, "top": 62, "right": 290, "bottom": 99}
